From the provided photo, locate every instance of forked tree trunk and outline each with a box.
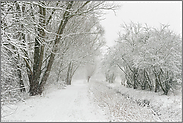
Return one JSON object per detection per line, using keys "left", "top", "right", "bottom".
{"left": 39, "top": 1, "right": 74, "bottom": 93}
{"left": 144, "top": 69, "right": 153, "bottom": 91}
{"left": 29, "top": 4, "right": 46, "bottom": 96}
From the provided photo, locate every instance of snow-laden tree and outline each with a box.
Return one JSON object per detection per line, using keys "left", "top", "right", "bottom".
{"left": 102, "top": 47, "right": 119, "bottom": 83}
{"left": 1, "top": 1, "right": 118, "bottom": 97}
{"left": 1, "top": 1, "right": 30, "bottom": 104}
{"left": 103, "top": 22, "right": 182, "bottom": 95}
{"left": 49, "top": 12, "right": 105, "bottom": 85}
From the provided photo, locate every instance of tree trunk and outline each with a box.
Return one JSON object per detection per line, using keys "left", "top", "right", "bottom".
{"left": 164, "top": 71, "right": 172, "bottom": 95}
{"left": 144, "top": 69, "right": 153, "bottom": 91}
{"left": 17, "top": 67, "right": 25, "bottom": 92}
{"left": 155, "top": 77, "right": 159, "bottom": 92}
{"left": 117, "top": 64, "right": 133, "bottom": 85}
{"left": 164, "top": 78, "right": 172, "bottom": 95}
{"left": 66, "top": 62, "right": 72, "bottom": 85}
{"left": 154, "top": 68, "right": 160, "bottom": 92}
{"left": 29, "top": 4, "right": 46, "bottom": 96}
{"left": 39, "top": 1, "right": 74, "bottom": 93}
{"left": 141, "top": 69, "right": 146, "bottom": 90}
{"left": 133, "top": 68, "right": 138, "bottom": 89}
{"left": 154, "top": 68, "right": 166, "bottom": 93}
{"left": 87, "top": 76, "right": 91, "bottom": 82}
{"left": 17, "top": 56, "right": 26, "bottom": 92}
{"left": 29, "top": 38, "right": 41, "bottom": 95}
{"left": 14, "top": 2, "right": 26, "bottom": 92}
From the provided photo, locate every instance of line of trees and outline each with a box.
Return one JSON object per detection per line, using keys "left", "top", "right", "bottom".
{"left": 1, "top": 1, "right": 118, "bottom": 104}
{"left": 102, "top": 22, "right": 182, "bottom": 95}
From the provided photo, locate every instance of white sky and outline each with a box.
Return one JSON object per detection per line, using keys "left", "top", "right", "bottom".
{"left": 100, "top": 1, "right": 182, "bottom": 47}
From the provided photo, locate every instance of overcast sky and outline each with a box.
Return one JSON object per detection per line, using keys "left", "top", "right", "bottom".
{"left": 100, "top": 1, "right": 182, "bottom": 47}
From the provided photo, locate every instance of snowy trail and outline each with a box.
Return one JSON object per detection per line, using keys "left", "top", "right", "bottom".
{"left": 2, "top": 80, "right": 108, "bottom": 122}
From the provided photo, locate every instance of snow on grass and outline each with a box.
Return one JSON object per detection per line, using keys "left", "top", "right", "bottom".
{"left": 89, "top": 80, "right": 162, "bottom": 122}
{"left": 105, "top": 80, "right": 182, "bottom": 122}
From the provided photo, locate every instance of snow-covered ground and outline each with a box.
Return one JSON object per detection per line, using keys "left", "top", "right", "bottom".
{"left": 89, "top": 80, "right": 161, "bottom": 122}
{"left": 98, "top": 80, "right": 182, "bottom": 122}
{"left": 1, "top": 79, "right": 182, "bottom": 122}
{"left": 1, "top": 80, "right": 108, "bottom": 122}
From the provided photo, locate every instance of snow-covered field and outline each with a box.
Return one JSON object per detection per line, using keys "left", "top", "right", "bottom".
{"left": 1, "top": 79, "right": 182, "bottom": 122}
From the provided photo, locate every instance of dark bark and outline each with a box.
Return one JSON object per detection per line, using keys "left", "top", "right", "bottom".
{"left": 117, "top": 64, "right": 133, "bottom": 84}
{"left": 46, "top": 1, "right": 60, "bottom": 26}
{"left": 133, "top": 68, "right": 138, "bottom": 89}
{"left": 110, "top": 73, "right": 116, "bottom": 83}
{"left": 87, "top": 76, "right": 91, "bottom": 82}
{"left": 28, "top": 1, "right": 91, "bottom": 95}
{"left": 153, "top": 67, "right": 167, "bottom": 94}
{"left": 163, "top": 71, "right": 172, "bottom": 95}
{"left": 66, "top": 62, "right": 72, "bottom": 85}
{"left": 56, "top": 62, "right": 64, "bottom": 83}
{"left": 39, "top": 1, "right": 74, "bottom": 92}
{"left": 154, "top": 68, "right": 160, "bottom": 92}
{"left": 29, "top": 4, "right": 46, "bottom": 96}
{"left": 144, "top": 69, "right": 153, "bottom": 91}
{"left": 157, "top": 70, "right": 166, "bottom": 93}
{"left": 66, "top": 62, "right": 79, "bottom": 84}
{"left": 29, "top": 37, "right": 41, "bottom": 95}
{"left": 164, "top": 78, "right": 172, "bottom": 95}
{"left": 17, "top": 56, "right": 26, "bottom": 92}
{"left": 141, "top": 69, "right": 147, "bottom": 90}
{"left": 155, "top": 76, "right": 159, "bottom": 92}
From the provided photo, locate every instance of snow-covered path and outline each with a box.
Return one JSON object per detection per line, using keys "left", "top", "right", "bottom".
{"left": 2, "top": 80, "right": 108, "bottom": 122}
{"left": 2, "top": 79, "right": 179, "bottom": 122}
